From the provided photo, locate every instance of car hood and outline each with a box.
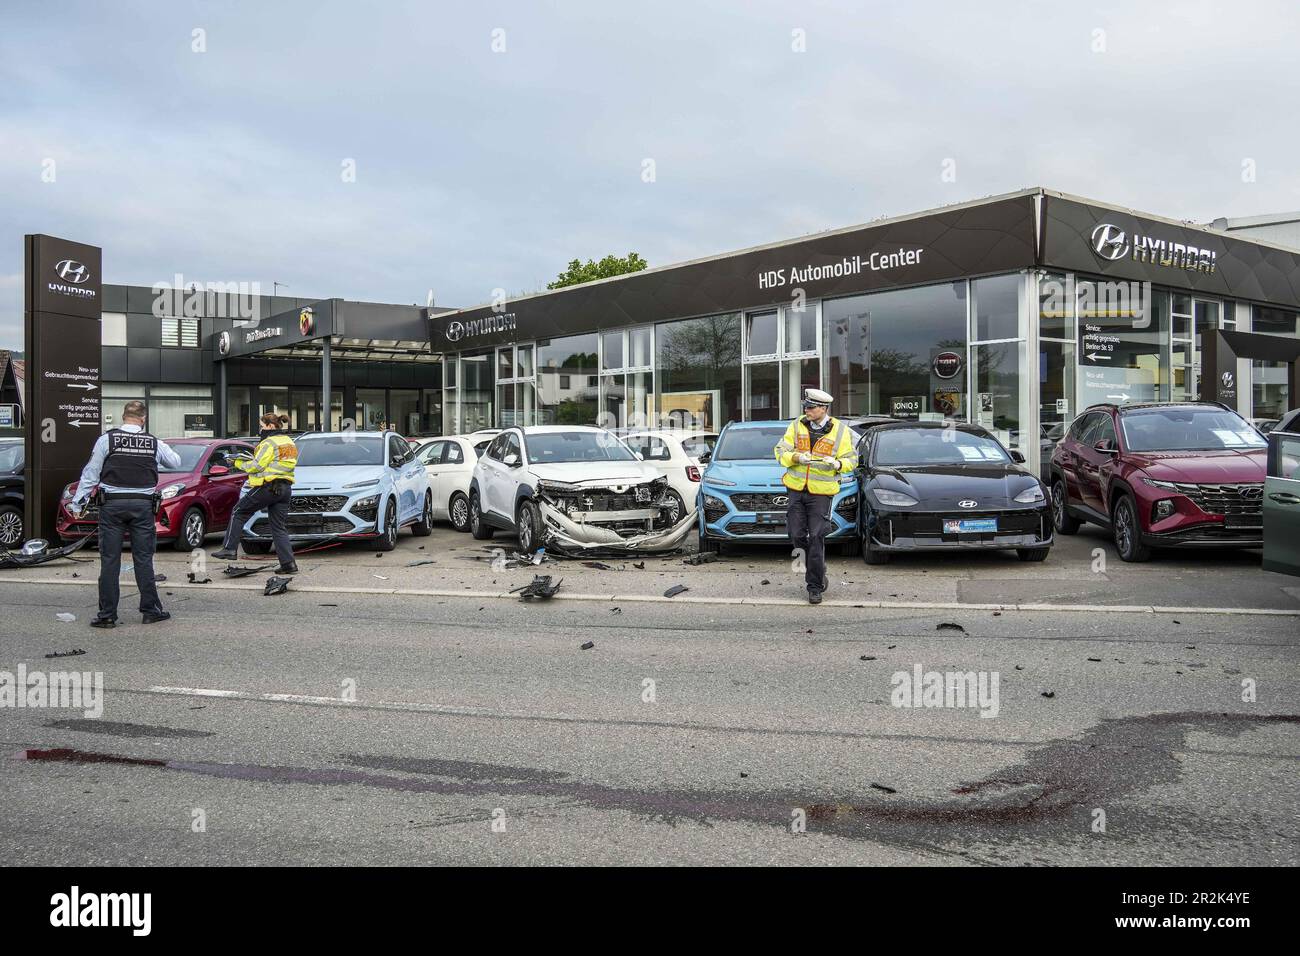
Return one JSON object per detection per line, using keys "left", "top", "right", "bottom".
{"left": 701, "top": 460, "right": 787, "bottom": 491}
{"left": 1127, "top": 449, "right": 1266, "bottom": 484}
{"left": 871, "top": 464, "right": 1040, "bottom": 508}
{"left": 529, "top": 461, "right": 662, "bottom": 487}
{"left": 291, "top": 465, "right": 386, "bottom": 492}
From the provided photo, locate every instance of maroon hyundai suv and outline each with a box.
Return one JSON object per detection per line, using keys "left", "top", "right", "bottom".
{"left": 1048, "top": 402, "right": 1267, "bottom": 561}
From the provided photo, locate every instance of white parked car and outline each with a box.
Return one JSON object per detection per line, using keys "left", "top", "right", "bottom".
{"left": 622, "top": 429, "right": 717, "bottom": 518}
{"left": 415, "top": 434, "right": 485, "bottom": 532}
{"left": 468, "top": 425, "right": 694, "bottom": 553}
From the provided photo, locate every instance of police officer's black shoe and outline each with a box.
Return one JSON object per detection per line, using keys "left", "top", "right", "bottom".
{"left": 142, "top": 611, "right": 172, "bottom": 624}
{"left": 211, "top": 549, "right": 238, "bottom": 561}
{"left": 90, "top": 617, "right": 117, "bottom": 629}
{"left": 277, "top": 562, "right": 299, "bottom": 575}
{"left": 808, "top": 588, "right": 823, "bottom": 605}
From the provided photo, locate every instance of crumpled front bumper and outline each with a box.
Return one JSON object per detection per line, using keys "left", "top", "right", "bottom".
{"left": 538, "top": 502, "right": 697, "bottom": 553}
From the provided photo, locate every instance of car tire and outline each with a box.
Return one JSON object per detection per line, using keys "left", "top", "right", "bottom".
{"left": 174, "top": 507, "right": 207, "bottom": 551}
{"left": 1051, "top": 478, "right": 1081, "bottom": 535}
{"left": 698, "top": 532, "right": 721, "bottom": 554}
{"left": 469, "top": 492, "right": 494, "bottom": 540}
{"left": 0, "top": 505, "right": 23, "bottom": 548}
{"left": 448, "top": 492, "right": 471, "bottom": 533}
{"left": 375, "top": 499, "right": 399, "bottom": 552}
{"left": 243, "top": 540, "right": 272, "bottom": 555}
{"left": 862, "top": 535, "right": 890, "bottom": 565}
{"left": 1111, "top": 494, "right": 1152, "bottom": 563}
{"left": 1016, "top": 547, "right": 1051, "bottom": 562}
{"left": 516, "top": 498, "right": 541, "bottom": 552}
{"left": 662, "top": 489, "right": 686, "bottom": 525}
{"left": 839, "top": 536, "right": 862, "bottom": 557}
{"left": 411, "top": 492, "right": 433, "bottom": 537}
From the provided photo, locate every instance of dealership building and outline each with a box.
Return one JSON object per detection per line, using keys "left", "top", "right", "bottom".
{"left": 64, "top": 187, "right": 1300, "bottom": 479}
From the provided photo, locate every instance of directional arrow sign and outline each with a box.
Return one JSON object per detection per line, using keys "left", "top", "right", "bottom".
{"left": 67, "top": 382, "right": 97, "bottom": 391}
{"left": 1106, "top": 393, "right": 1132, "bottom": 402}
{"left": 67, "top": 419, "right": 98, "bottom": 428}
{"left": 1085, "top": 352, "right": 1111, "bottom": 362}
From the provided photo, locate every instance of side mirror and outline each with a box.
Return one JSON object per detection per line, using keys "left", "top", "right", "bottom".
{"left": 208, "top": 465, "right": 230, "bottom": 476}
{"left": 699, "top": 451, "right": 712, "bottom": 464}
{"left": 503, "top": 452, "right": 521, "bottom": 467}
{"left": 1094, "top": 438, "right": 1118, "bottom": 454}
{"left": 1010, "top": 450, "right": 1026, "bottom": 464}
{"left": 634, "top": 451, "right": 645, "bottom": 460}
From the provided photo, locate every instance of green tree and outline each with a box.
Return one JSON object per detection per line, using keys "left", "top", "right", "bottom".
{"left": 547, "top": 253, "right": 648, "bottom": 290}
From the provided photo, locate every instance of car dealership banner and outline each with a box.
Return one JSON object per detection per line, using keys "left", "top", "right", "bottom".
{"left": 214, "top": 299, "right": 336, "bottom": 359}
{"left": 429, "top": 194, "right": 1038, "bottom": 350}
{"left": 23, "top": 234, "right": 103, "bottom": 542}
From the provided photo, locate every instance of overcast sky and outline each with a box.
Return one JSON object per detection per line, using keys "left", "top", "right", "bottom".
{"left": 2, "top": 0, "right": 1297, "bottom": 350}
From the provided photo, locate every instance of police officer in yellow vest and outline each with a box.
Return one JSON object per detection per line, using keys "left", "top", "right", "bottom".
{"left": 213, "top": 412, "right": 298, "bottom": 573}
{"left": 774, "top": 388, "right": 858, "bottom": 604}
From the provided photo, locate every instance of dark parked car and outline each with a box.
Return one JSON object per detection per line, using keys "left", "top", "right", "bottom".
{"left": 856, "top": 420, "right": 1053, "bottom": 564}
{"left": 1262, "top": 408, "right": 1300, "bottom": 577}
{"left": 0, "top": 437, "right": 24, "bottom": 548}
{"left": 56, "top": 437, "right": 254, "bottom": 550}
{"left": 1048, "top": 402, "right": 1267, "bottom": 562}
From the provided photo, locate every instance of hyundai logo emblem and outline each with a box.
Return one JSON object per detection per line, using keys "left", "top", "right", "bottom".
{"left": 54, "top": 259, "right": 90, "bottom": 283}
{"left": 773, "top": 495, "right": 789, "bottom": 507}
{"left": 1240, "top": 487, "right": 1263, "bottom": 500}
{"left": 958, "top": 499, "right": 978, "bottom": 509}
{"left": 445, "top": 320, "right": 464, "bottom": 343}
{"left": 1090, "top": 223, "right": 1130, "bottom": 261}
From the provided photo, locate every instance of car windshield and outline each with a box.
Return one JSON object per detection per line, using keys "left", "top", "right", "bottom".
{"left": 874, "top": 428, "right": 1010, "bottom": 466}
{"left": 526, "top": 431, "right": 636, "bottom": 463}
{"left": 160, "top": 444, "right": 207, "bottom": 473}
{"left": 714, "top": 425, "right": 787, "bottom": 461}
{"left": 0, "top": 441, "right": 23, "bottom": 471}
{"left": 1120, "top": 408, "right": 1267, "bottom": 452}
{"left": 296, "top": 435, "right": 384, "bottom": 466}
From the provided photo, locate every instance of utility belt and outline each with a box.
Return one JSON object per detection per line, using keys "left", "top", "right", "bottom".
{"left": 96, "top": 489, "right": 163, "bottom": 515}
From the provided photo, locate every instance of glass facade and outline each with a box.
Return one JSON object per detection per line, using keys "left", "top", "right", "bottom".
{"left": 656, "top": 313, "right": 742, "bottom": 430}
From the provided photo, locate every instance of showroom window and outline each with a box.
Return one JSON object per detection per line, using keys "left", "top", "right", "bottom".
{"left": 600, "top": 325, "right": 653, "bottom": 429}
{"left": 743, "top": 301, "right": 820, "bottom": 420}
{"left": 536, "top": 333, "right": 598, "bottom": 425}
{"left": 655, "top": 312, "right": 741, "bottom": 431}
{"left": 1037, "top": 273, "right": 1077, "bottom": 455}
{"left": 102, "top": 312, "right": 127, "bottom": 347}
{"left": 459, "top": 351, "right": 495, "bottom": 433}
{"left": 1252, "top": 305, "right": 1299, "bottom": 419}
{"left": 496, "top": 343, "right": 536, "bottom": 428}
{"left": 969, "top": 275, "right": 1025, "bottom": 452}
{"left": 161, "top": 316, "right": 200, "bottom": 348}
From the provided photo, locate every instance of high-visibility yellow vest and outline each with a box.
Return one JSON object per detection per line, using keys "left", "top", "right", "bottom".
{"left": 238, "top": 432, "right": 298, "bottom": 486}
{"left": 774, "top": 416, "right": 858, "bottom": 495}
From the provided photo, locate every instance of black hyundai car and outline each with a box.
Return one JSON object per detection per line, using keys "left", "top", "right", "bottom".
{"left": 856, "top": 421, "right": 1053, "bottom": 564}
{"left": 0, "top": 437, "right": 25, "bottom": 548}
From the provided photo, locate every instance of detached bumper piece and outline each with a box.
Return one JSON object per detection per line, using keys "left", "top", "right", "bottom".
{"left": 537, "top": 477, "right": 696, "bottom": 554}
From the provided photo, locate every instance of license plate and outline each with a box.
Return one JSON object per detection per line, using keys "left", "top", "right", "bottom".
{"left": 1224, "top": 514, "right": 1262, "bottom": 530}
{"left": 943, "top": 518, "right": 998, "bottom": 534}
{"left": 756, "top": 512, "right": 784, "bottom": 524}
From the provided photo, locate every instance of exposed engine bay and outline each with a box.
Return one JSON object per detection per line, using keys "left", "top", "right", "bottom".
{"left": 536, "top": 476, "right": 696, "bottom": 553}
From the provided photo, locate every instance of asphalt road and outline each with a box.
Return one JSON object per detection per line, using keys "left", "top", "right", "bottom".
{"left": 1, "top": 525, "right": 1297, "bottom": 866}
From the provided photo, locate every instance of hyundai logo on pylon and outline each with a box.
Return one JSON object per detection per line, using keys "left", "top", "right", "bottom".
{"left": 54, "top": 259, "right": 90, "bottom": 283}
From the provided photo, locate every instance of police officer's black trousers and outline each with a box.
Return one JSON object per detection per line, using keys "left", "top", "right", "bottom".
{"left": 223, "top": 480, "right": 295, "bottom": 565}
{"left": 786, "top": 488, "right": 833, "bottom": 593}
{"left": 97, "top": 497, "right": 164, "bottom": 620}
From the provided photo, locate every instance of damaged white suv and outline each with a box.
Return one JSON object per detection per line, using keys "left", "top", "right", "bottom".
{"left": 468, "top": 425, "right": 694, "bottom": 553}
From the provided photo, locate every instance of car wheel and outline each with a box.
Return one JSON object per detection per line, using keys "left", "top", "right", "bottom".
{"left": 243, "top": 540, "right": 272, "bottom": 555}
{"left": 662, "top": 489, "right": 686, "bottom": 525}
{"left": 1051, "top": 479, "right": 1081, "bottom": 534}
{"left": 376, "top": 499, "right": 399, "bottom": 551}
{"left": 839, "top": 536, "right": 862, "bottom": 557}
{"left": 516, "top": 498, "right": 541, "bottom": 552}
{"left": 698, "top": 531, "right": 721, "bottom": 554}
{"left": 0, "top": 505, "right": 23, "bottom": 548}
{"left": 862, "top": 536, "right": 890, "bottom": 565}
{"left": 469, "top": 492, "right": 494, "bottom": 540}
{"left": 448, "top": 492, "right": 471, "bottom": 533}
{"left": 1111, "top": 495, "right": 1151, "bottom": 562}
{"left": 1016, "top": 547, "right": 1051, "bottom": 562}
{"left": 174, "top": 507, "right": 206, "bottom": 551}
{"left": 411, "top": 492, "right": 433, "bottom": 537}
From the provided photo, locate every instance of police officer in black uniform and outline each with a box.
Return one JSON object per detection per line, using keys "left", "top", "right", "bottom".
{"left": 70, "top": 401, "right": 183, "bottom": 628}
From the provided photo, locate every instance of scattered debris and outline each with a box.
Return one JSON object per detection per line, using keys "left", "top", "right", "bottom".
{"left": 936, "top": 622, "right": 965, "bottom": 633}
{"left": 45, "top": 648, "right": 86, "bottom": 659}
{"left": 1040, "top": 691, "right": 1055, "bottom": 698}
{"left": 582, "top": 561, "right": 614, "bottom": 570}
{"left": 633, "top": 561, "right": 645, "bottom": 570}
{"left": 372, "top": 574, "right": 389, "bottom": 580}
{"left": 512, "top": 575, "right": 562, "bottom": 601}
{"left": 663, "top": 584, "right": 689, "bottom": 598}
{"left": 375, "top": 553, "right": 384, "bottom": 558}
{"left": 683, "top": 552, "right": 717, "bottom": 566}
{"left": 610, "top": 607, "right": 621, "bottom": 614}
{"left": 1015, "top": 665, "right": 1023, "bottom": 670}
{"left": 992, "top": 611, "right": 1002, "bottom": 617}
{"left": 580, "top": 641, "right": 595, "bottom": 650}
{"left": 222, "top": 565, "right": 260, "bottom": 578}
{"left": 870, "top": 782, "right": 897, "bottom": 794}
{"left": 186, "top": 572, "right": 211, "bottom": 584}
{"left": 319, "top": 603, "right": 337, "bottom": 607}
{"left": 264, "top": 576, "right": 290, "bottom": 596}
{"left": 406, "top": 559, "right": 437, "bottom": 567}
{"left": 760, "top": 579, "right": 770, "bottom": 586}
{"left": 55, "top": 612, "right": 76, "bottom": 623}
{"left": 154, "top": 573, "right": 167, "bottom": 582}
{"left": 1086, "top": 657, "right": 1102, "bottom": 662}
{"left": 859, "top": 655, "right": 877, "bottom": 661}
{"left": 887, "top": 645, "right": 896, "bottom": 649}
{"left": 71, "top": 573, "right": 80, "bottom": 578}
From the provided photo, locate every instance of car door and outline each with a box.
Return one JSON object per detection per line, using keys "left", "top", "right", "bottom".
{"left": 1263, "top": 423, "right": 1300, "bottom": 576}
{"left": 443, "top": 438, "right": 471, "bottom": 508}
{"left": 1059, "top": 412, "right": 1095, "bottom": 502}
{"left": 418, "top": 440, "right": 448, "bottom": 516}
{"left": 206, "top": 443, "right": 253, "bottom": 530}
{"left": 479, "top": 433, "right": 510, "bottom": 519}
{"left": 1075, "top": 414, "right": 1113, "bottom": 516}
{"left": 395, "top": 436, "right": 426, "bottom": 521}
{"left": 493, "top": 431, "right": 525, "bottom": 519}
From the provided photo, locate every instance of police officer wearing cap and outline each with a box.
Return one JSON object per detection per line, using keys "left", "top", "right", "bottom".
{"left": 70, "top": 400, "right": 183, "bottom": 628}
{"left": 774, "top": 388, "right": 858, "bottom": 604}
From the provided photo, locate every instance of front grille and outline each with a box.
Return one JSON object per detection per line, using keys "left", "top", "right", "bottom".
{"left": 1165, "top": 482, "right": 1264, "bottom": 517}
{"left": 834, "top": 494, "right": 858, "bottom": 520}
{"left": 728, "top": 521, "right": 787, "bottom": 536}
{"left": 729, "top": 493, "right": 789, "bottom": 512}
{"left": 290, "top": 495, "right": 348, "bottom": 513}
{"left": 253, "top": 515, "right": 355, "bottom": 536}
{"left": 888, "top": 509, "right": 1045, "bottom": 538}
{"left": 704, "top": 504, "right": 728, "bottom": 523}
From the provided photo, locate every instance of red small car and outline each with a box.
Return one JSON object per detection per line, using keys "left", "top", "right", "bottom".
{"left": 57, "top": 438, "right": 255, "bottom": 550}
{"left": 1048, "top": 402, "right": 1267, "bottom": 561}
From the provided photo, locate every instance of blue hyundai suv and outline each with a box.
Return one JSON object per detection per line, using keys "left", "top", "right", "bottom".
{"left": 697, "top": 420, "right": 860, "bottom": 555}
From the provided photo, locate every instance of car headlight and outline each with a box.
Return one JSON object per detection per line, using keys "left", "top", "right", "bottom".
{"left": 873, "top": 489, "right": 918, "bottom": 507}
{"left": 703, "top": 477, "right": 736, "bottom": 487}
{"left": 1014, "top": 485, "right": 1045, "bottom": 504}
{"left": 352, "top": 494, "right": 380, "bottom": 510}
{"left": 538, "top": 479, "right": 579, "bottom": 491}
{"left": 343, "top": 479, "right": 380, "bottom": 490}
{"left": 1142, "top": 478, "right": 1179, "bottom": 491}
{"left": 702, "top": 494, "right": 728, "bottom": 511}
{"left": 160, "top": 483, "right": 187, "bottom": 499}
